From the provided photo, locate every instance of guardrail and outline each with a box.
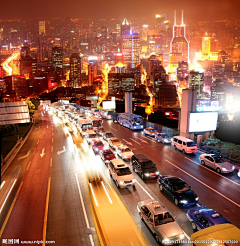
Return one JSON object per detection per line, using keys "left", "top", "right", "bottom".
{"left": 1, "top": 117, "right": 35, "bottom": 176}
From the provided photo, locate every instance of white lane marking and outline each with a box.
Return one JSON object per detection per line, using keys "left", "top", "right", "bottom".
{"left": 129, "top": 138, "right": 141, "bottom": 145}
{"left": 185, "top": 157, "right": 240, "bottom": 188}
{"left": 135, "top": 180, "right": 154, "bottom": 200}
{"left": 165, "top": 159, "right": 240, "bottom": 208}
{"left": 109, "top": 126, "right": 118, "bottom": 131}
{"left": 0, "top": 179, "right": 17, "bottom": 213}
{"left": 0, "top": 181, "right": 6, "bottom": 189}
{"left": 75, "top": 173, "right": 95, "bottom": 246}
{"left": 140, "top": 134, "right": 156, "bottom": 143}
{"left": 57, "top": 146, "right": 66, "bottom": 155}
{"left": 40, "top": 148, "right": 45, "bottom": 158}
{"left": 18, "top": 150, "right": 30, "bottom": 161}
{"left": 122, "top": 139, "right": 133, "bottom": 146}
{"left": 101, "top": 181, "right": 113, "bottom": 204}
{"left": 89, "top": 183, "right": 99, "bottom": 207}
{"left": 135, "top": 137, "right": 148, "bottom": 144}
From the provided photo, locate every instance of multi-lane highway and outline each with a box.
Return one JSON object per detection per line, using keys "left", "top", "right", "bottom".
{"left": 0, "top": 108, "right": 239, "bottom": 246}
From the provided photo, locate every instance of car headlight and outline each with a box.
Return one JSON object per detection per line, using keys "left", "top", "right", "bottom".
{"left": 179, "top": 200, "right": 188, "bottom": 204}
{"left": 145, "top": 173, "right": 150, "bottom": 177}
{"left": 156, "top": 171, "right": 159, "bottom": 175}
{"left": 180, "top": 234, "right": 184, "bottom": 240}
{"left": 119, "top": 180, "right": 124, "bottom": 185}
{"left": 171, "top": 138, "right": 173, "bottom": 141}
{"left": 105, "top": 160, "right": 110, "bottom": 163}
{"left": 195, "top": 197, "right": 199, "bottom": 201}
{"left": 134, "top": 126, "right": 136, "bottom": 128}
{"left": 232, "top": 166, "right": 235, "bottom": 170}
{"left": 162, "top": 238, "right": 170, "bottom": 244}
{"left": 164, "top": 139, "right": 168, "bottom": 142}
{"left": 132, "top": 179, "right": 136, "bottom": 183}
{"left": 141, "top": 125, "right": 143, "bottom": 128}
{"left": 222, "top": 167, "right": 227, "bottom": 171}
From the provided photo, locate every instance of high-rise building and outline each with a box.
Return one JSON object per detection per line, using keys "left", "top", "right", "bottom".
{"left": 52, "top": 47, "right": 63, "bottom": 81}
{"left": 170, "top": 11, "right": 189, "bottom": 69}
{"left": 189, "top": 71, "right": 204, "bottom": 99}
{"left": 70, "top": 53, "right": 81, "bottom": 88}
{"left": 39, "top": 21, "right": 46, "bottom": 35}
{"left": 121, "top": 19, "right": 130, "bottom": 36}
{"left": 177, "top": 61, "right": 188, "bottom": 81}
{"left": 122, "top": 33, "right": 140, "bottom": 68}
{"left": 146, "top": 55, "right": 162, "bottom": 80}
{"left": 88, "top": 64, "right": 97, "bottom": 86}
{"left": 202, "top": 36, "right": 211, "bottom": 54}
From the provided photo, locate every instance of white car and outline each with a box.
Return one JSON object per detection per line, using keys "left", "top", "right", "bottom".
{"left": 116, "top": 145, "right": 134, "bottom": 161}
{"left": 144, "top": 127, "right": 158, "bottom": 137}
{"left": 199, "top": 154, "right": 235, "bottom": 174}
{"left": 108, "top": 159, "right": 136, "bottom": 188}
{"left": 155, "top": 133, "right": 173, "bottom": 144}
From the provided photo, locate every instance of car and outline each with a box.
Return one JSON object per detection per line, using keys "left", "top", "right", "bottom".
{"left": 157, "top": 175, "right": 199, "bottom": 206}
{"left": 131, "top": 154, "right": 159, "bottom": 180}
{"left": 108, "top": 137, "right": 122, "bottom": 150}
{"left": 172, "top": 136, "right": 197, "bottom": 154}
{"left": 99, "top": 149, "right": 116, "bottom": 165}
{"left": 85, "top": 130, "right": 99, "bottom": 145}
{"left": 102, "top": 131, "right": 114, "bottom": 141}
{"left": 155, "top": 133, "right": 173, "bottom": 144}
{"left": 92, "top": 140, "right": 105, "bottom": 154}
{"left": 116, "top": 145, "right": 134, "bottom": 161}
{"left": 238, "top": 169, "right": 240, "bottom": 178}
{"left": 143, "top": 127, "right": 158, "bottom": 137}
{"left": 137, "top": 199, "right": 184, "bottom": 244}
{"left": 108, "top": 159, "right": 136, "bottom": 188}
{"left": 187, "top": 205, "right": 229, "bottom": 231}
{"left": 95, "top": 127, "right": 106, "bottom": 137}
{"left": 199, "top": 154, "right": 235, "bottom": 174}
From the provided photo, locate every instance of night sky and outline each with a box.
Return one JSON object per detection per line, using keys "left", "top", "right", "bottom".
{"left": 0, "top": 0, "right": 240, "bottom": 22}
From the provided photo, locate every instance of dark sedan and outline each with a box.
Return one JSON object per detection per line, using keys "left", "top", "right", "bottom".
{"left": 99, "top": 149, "right": 116, "bottom": 165}
{"left": 187, "top": 205, "right": 229, "bottom": 231}
{"left": 157, "top": 175, "right": 199, "bottom": 206}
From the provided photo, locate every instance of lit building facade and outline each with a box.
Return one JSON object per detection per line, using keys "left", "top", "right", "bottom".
{"left": 88, "top": 64, "right": 97, "bottom": 86}
{"left": 121, "top": 19, "right": 130, "bottom": 36}
{"left": 39, "top": 21, "right": 46, "bottom": 35}
{"left": 52, "top": 47, "right": 63, "bottom": 81}
{"left": 69, "top": 53, "right": 81, "bottom": 88}
{"left": 122, "top": 33, "right": 140, "bottom": 68}
{"left": 170, "top": 11, "right": 189, "bottom": 69}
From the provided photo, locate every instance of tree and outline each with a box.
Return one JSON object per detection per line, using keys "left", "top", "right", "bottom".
{"left": 27, "top": 100, "right": 35, "bottom": 115}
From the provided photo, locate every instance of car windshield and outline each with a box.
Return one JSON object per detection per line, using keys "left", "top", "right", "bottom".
{"left": 116, "top": 167, "right": 132, "bottom": 176}
{"left": 89, "top": 134, "right": 97, "bottom": 138}
{"left": 148, "top": 129, "right": 156, "bottom": 132}
{"left": 122, "top": 148, "right": 131, "bottom": 152}
{"left": 214, "top": 157, "right": 225, "bottom": 163}
{"left": 93, "top": 120, "right": 102, "bottom": 127}
{"left": 104, "top": 151, "right": 113, "bottom": 156}
{"left": 162, "top": 134, "right": 169, "bottom": 138}
{"left": 95, "top": 142, "right": 103, "bottom": 147}
{"left": 154, "top": 212, "right": 174, "bottom": 226}
{"left": 133, "top": 117, "right": 143, "bottom": 125}
{"left": 112, "top": 139, "right": 120, "bottom": 143}
{"left": 187, "top": 142, "right": 197, "bottom": 147}
{"left": 173, "top": 183, "right": 190, "bottom": 191}
{"left": 106, "top": 133, "right": 114, "bottom": 138}
{"left": 142, "top": 161, "right": 155, "bottom": 169}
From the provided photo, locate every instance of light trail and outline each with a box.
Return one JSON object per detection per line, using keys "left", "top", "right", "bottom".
{"left": 1, "top": 50, "right": 20, "bottom": 76}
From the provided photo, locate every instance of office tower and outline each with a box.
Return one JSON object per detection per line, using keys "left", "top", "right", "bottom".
{"left": 21, "top": 46, "right": 30, "bottom": 57}
{"left": 19, "top": 56, "right": 37, "bottom": 78}
{"left": 146, "top": 55, "right": 162, "bottom": 80}
{"left": 121, "top": 19, "right": 130, "bottom": 36}
{"left": 170, "top": 11, "right": 189, "bottom": 69}
{"left": 155, "top": 84, "right": 178, "bottom": 107}
{"left": 122, "top": 33, "right": 140, "bottom": 68}
{"left": 202, "top": 36, "right": 211, "bottom": 54}
{"left": 189, "top": 71, "right": 204, "bottom": 99}
{"left": 52, "top": 47, "right": 63, "bottom": 81}
{"left": 39, "top": 21, "right": 46, "bottom": 35}
{"left": 88, "top": 64, "right": 97, "bottom": 86}
{"left": 0, "top": 65, "right": 3, "bottom": 77}
{"left": 177, "top": 61, "right": 188, "bottom": 81}
{"left": 38, "top": 36, "right": 45, "bottom": 61}
{"left": 101, "top": 26, "right": 108, "bottom": 40}
{"left": 142, "top": 25, "right": 148, "bottom": 41}
{"left": 155, "top": 14, "right": 165, "bottom": 32}
{"left": 212, "top": 63, "right": 225, "bottom": 81}
{"left": 12, "top": 76, "right": 29, "bottom": 98}
{"left": 70, "top": 53, "right": 81, "bottom": 88}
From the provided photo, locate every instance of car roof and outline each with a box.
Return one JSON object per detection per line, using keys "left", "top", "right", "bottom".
{"left": 142, "top": 200, "right": 167, "bottom": 215}
{"left": 134, "top": 153, "right": 151, "bottom": 162}
{"left": 93, "top": 140, "right": 103, "bottom": 144}
{"left": 165, "top": 176, "right": 186, "bottom": 185}
{"left": 119, "top": 145, "right": 130, "bottom": 149}
{"left": 111, "top": 159, "right": 127, "bottom": 168}
{"left": 193, "top": 207, "right": 229, "bottom": 225}
{"left": 110, "top": 137, "right": 119, "bottom": 141}
{"left": 103, "top": 149, "right": 113, "bottom": 153}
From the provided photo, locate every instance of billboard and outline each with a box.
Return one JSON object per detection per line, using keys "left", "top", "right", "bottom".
{"left": 188, "top": 112, "right": 218, "bottom": 133}
{"left": 102, "top": 101, "right": 116, "bottom": 110}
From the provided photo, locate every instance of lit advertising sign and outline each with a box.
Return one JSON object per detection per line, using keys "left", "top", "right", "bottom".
{"left": 188, "top": 112, "right": 218, "bottom": 133}
{"left": 88, "top": 56, "right": 98, "bottom": 61}
{"left": 102, "top": 100, "right": 116, "bottom": 109}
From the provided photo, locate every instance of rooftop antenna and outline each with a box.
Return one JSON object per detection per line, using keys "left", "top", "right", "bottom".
{"left": 181, "top": 10, "right": 184, "bottom": 25}
{"left": 174, "top": 10, "right": 176, "bottom": 26}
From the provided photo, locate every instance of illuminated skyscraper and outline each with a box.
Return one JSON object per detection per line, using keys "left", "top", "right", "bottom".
{"left": 170, "top": 11, "right": 189, "bottom": 69}
{"left": 121, "top": 19, "right": 130, "bottom": 36}
{"left": 122, "top": 33, "right": 140, "bottom": 68}
{"left": 39, "top": 21, "right": 45, "bottom": 35}
{"left": 52, "top": 47, "right": 63, "bottom": 81}
{"left": 88, "top": 64, "right": 97, "bottom": 86}
{"left": 202, "top": 36, "right": 211, "bottom": 54}
{"left": 70, "top": 53, "right": 81, "bottom": 88}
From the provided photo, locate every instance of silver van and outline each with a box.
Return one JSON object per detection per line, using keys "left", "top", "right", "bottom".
{"left": 172, "top": 136, "right": 197, "bottom": 154}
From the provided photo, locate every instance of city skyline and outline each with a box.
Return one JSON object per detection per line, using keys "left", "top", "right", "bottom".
{"left": 1, "top": 0, "right": 240, "bottom": 22}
